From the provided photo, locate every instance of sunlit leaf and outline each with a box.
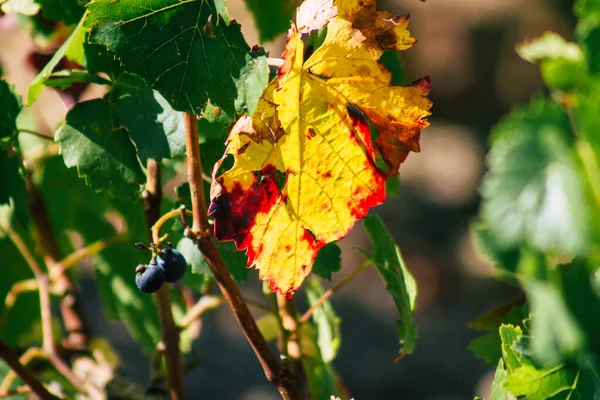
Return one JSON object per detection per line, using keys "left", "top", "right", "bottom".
{"left": 209, "top": 0, "right": 431, "bottom": 296}
{"left": 305, "top": 276, "right": 341, "bottom": 363}
{"left": 55, "top": 99, "right": 146, "bottom": 201}
{"left": 481, "top": 97, "right": 588, "bottom": 256}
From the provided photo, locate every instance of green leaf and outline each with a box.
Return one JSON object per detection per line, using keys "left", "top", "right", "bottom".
{"left": 490, "top": 359, "right": 510, "bottom": 400}
{"left": 0, "top": 152, "right": 28, "bottom": 233}
{"left": 177, "top": 237, "right": 211, "bottom": 281}
{"left": 575, "top": 0, "right": 600, "bottom": 74}
{"left": 481, "top": 97, "right": 588, "bottom": 256}
{"left": 243, "top": 0, "right": 295, "bottom": 43}
{"left": 26, "top": 20, "right": 87, "bottom": 105}
{"left": 527, "top": 281, "right": 585, "bottom": 365}
{"left": 468, "top": 296, "right": 526, "bottom": 365}
{"left": 304, "top": 276, "right": 341, "bottom": 363}
{"left": 37, "top": 0, "right": 85, "bottom": 25}
{"left": 177, "top": 236, "right": 249, "bottom": 284}
{"left": 299, "top": 324, "right": 342, "bottom": 399}
{"left": 312, "top": 242, "right": 341, "bottom": 280}
{"left": 110, "top": 73, "right": 186, "bottom": 163}
{"left": 363, "top": 215, "right": 418, "bottom": 356}
{"left": 0, "top": 80, "right": 21, "bottom": 139}
{"left": 234, "top": 50, "right": 269, "bottom": 116}
{"left": 55, "top": 98, "right": 145, "bottom": 201}
{"left": 516, "top": 31, "right": 583, "bottom": 64}
{"left": 503, "top": 364, "right": 580, "bottom": 400}
{"left": 558, "top": 260, "right": 600, "bottom": 357}
{"left": 85, "top": 0, "right": 251, "bottom": 114}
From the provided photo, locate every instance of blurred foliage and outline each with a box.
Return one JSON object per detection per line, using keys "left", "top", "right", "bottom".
{"left": 472, "top": 0, "right": 600, "bottom": 398}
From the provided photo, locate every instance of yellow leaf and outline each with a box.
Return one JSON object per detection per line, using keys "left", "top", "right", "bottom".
{"left": 209, "top": 0, "right": 432, "bottom": 297}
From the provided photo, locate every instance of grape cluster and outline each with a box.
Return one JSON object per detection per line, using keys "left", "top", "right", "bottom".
{"left": 135, "top": 248, "right": 188, "bottom": 293}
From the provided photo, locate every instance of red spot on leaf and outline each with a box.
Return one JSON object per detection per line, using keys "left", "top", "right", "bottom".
{"left": 323, "top": 171, "right": 332, "bottom": 178}
{"left": 209, "top": 164, "right": 281, "bottom": 266}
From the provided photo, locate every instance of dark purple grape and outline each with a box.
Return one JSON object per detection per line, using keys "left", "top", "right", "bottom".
{"left": 156, "top": 248, "right": 187, "bottom": 283}
{"left": 135, "top": 264, "right": 165, "bottom": 293}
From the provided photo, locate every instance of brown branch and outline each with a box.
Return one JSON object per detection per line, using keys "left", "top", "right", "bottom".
{"left": 25, "top": 178, "right": 90, "bottom": 349}
{"left": 276, "top": 296, "right": 308, "bottom": 398}
{"left": 0, "top": 341, "right": 59, "bottom": 400}
{"left": 144, "top": 158, "right": 186, "bottom": 400}
{"left": 183, "top": 113, "right": 301, "bottom": 400}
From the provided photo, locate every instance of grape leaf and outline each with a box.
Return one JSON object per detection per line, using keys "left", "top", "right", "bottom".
{"left": 85, "top": 0, "right": 251, "bottom": 114}
{"left": 234, "top": 50, "right": 269, "bottom": 116}
{"left": 177, "top": 236, "right": 249, "bottom": 283}
{"left": 243, "top": 0, "right": 295, "bottom": 42}
{"left": 55, "top": 99, "right": 146, "bottom": 201}
{"left": 312, "top": 242, "right": 341, "bottom": 280}
{"left": 526, "top": 280, "right": 585, "bottom": 365}
{"left": 0, "top": 80, "right": 21, "bottom": 139}
{"left": 110, "top": 73, "right": 186, "bottom": 163}
{"left": 209, "top": 0, "right": 431, "bottom": 296}
{"left": 490, "top": 359, "right": 510, "bottom": 400}
{"left": 363, "top": 215, "right": 417, "bottom": 357}
{"left": 26, "top": 20, "right": 87, "bottom": 105}
{"left": 298, "top": 324, "right": 342, "bottom": 399}
{"left": 37, "top": 0, "right": 85, "bottom": 25}
{"left": 296, "top": 0, "right": 337, "bottom": 35}
{"left": 497, "top": 324, "right": 592, "bottom": 400}
{"left": 305, "top": 276, "right": 341, "bottom": 363}
{"left": 481, "top": 97, "right": 588, "bottom": 256}
{"left": 0, "top": 153, "right": 28, "bottom": 236}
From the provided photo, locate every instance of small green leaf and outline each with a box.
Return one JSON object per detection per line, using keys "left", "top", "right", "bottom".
{"left": 363, "top": 215, "right": 418, "bottom": 357}
{"left": 243, "top": 0, "right": 295, "bottom": 43}
{"left": 298, "top": 324, "right": 342, "bottom": 399}
{"left": 312, "top": 242, "right": 341, "bottom": 280}
{"left": 177, "top": 237, "right": 211, "bottom": 280}
{"left": 305, "top": 276, "right": 341, "bottom": 363}
{"left": 490, "top": 359, "right": 510, "bottom": 400}
{"left": 26, "top": 20, "right": 87, "bottom": 105}
{"left": 467, "top": 296, "right": 526, "bottom": 365}
{"left": 86, "top": 0, "right": 251, "bottom": 114}
{"left": 177, "top": 236, "right": 249, "bottom": 283}
{"left": 481, "top": 97, "right": 588, "bottom": 256}
{"left": 110, "top": 73, "right": 186, "bottom": 163}
{"left": 527, "top": 281, "right": 585, "bottom": 365}
{"left": 234, "top": 51, "right": 269, "bottom": 116}
{"left": 503, "top": 364, "right": 579, "bottom": 400}
{"left": 0, "top": 80, "right": 21, "bottom": 139}
{"left": 55, "top": 99, "right": 145, "bottom": 201}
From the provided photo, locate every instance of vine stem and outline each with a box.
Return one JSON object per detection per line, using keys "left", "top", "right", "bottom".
{"left": 183, "top": 112, "right": 301, "bottom": 400}
{"left": 6, "top": 229, "right": 54, "bottom": 354}
{"left": 25, "top": 177, "right": 90, "bottom": 349}
{"left": 0, "top": 341, "right": 58, "bottom": 400}
{"left": 144, "top": 159, "right": 186, "bottom": 400}
{"left": 298, "top": 261, "right": 370, "bottom": 326}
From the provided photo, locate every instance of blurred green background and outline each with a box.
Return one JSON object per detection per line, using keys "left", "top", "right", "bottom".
{"left": 0, "top": 0, "right": 577, "bottom": 398}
